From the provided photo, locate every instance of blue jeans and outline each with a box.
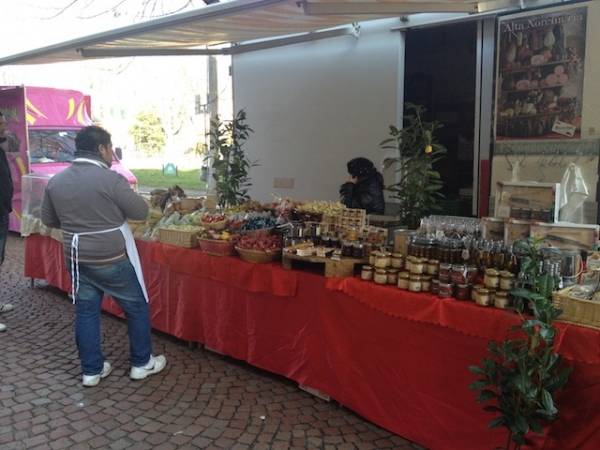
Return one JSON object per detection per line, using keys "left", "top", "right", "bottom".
{"left": 0, "top": 213, "right": 8, "bottom": 265}
{"left": 75, "top": 259, "right": 152, "bottom": 375}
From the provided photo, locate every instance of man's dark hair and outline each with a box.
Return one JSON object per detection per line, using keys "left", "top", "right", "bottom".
{"left": 74, "top": 125, "right": 111, "bottom": 157}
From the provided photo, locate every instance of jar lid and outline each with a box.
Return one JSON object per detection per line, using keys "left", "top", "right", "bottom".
{"left": 439, "top": 282, "right": 453, "bottom": 288}
{"left": 432, "top": 279, "right": 440, "bottom": 284}
{"left": 457, "top": 283, "right": 469, "bottom": 288}
{"left": 467, "top": 265, "right": 478, "bottom": 271}
{"left": 440, "top": 262, "right": 452, "bottom": 268}
{"left": 428, "top": 259, "right": 440, "bottom": 264}
{"left": 485, "top": 268, "right": 499, "bottom": 276}
{"left": 495, "top": 291, "right": 509, "bottom": 297}
{"left": 375, "top": 268, "right": 387, "bottom": 274}
{"left": 399, "top": 272, "right": 410, "bottom": 279}
{"left": 387, "top": 268, "right": 400, "bottom": 274}
{"left": 473, "top": 283, "right": 484, "bottom": 289}
{"left": 477, "top": 288, "right": 490, "bottom": 294}
{"left": 392, "top": 253, "right": 403, "bottom": 258}
{"left": 452, "top": 264, "right": 466, "bottom": 270}
{"left": 409, "top": 275, "right": 421, "bottom": 281}
{"left": 362, "top": 265, "right": 373, "bottom": 270}
{"left": 421, "top": 275, "right": 432, "bottom": 281}
{"left": 499, "top": 271, "right": 515, "bottom": 278}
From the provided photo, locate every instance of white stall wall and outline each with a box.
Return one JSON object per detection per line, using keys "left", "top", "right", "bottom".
{"left": 233, "top": 19, "right": 402, "bottom": 203}
{"left": 581, "top": 0, "right": 600, "bottom": 139}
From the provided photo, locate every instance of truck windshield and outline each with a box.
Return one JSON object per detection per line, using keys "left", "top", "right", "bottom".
{"left": 29, "top": 130, "right": 77, "bottom": 163}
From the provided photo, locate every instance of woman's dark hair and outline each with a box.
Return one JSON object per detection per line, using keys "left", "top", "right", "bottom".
{"left": 74, "top": 125, "right": 111, "bottom": 157}
{"left": 347, "top": 157, "right": 377, "bottom": 178}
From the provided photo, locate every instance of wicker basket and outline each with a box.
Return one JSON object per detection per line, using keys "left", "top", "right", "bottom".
{"left": 198, "top": 238, "right": 235, "bottom": 256}
{"left": 553, "top": 287, "right": 600, "bottom": 330}
{"left": 200, "top": 219, "right": 227, "bottom": 230}
{"left": 236, "top": 247, "right": 282, "bottom": 264}
{"left": 158, "top": 228, "right": 199, "bottom": 248}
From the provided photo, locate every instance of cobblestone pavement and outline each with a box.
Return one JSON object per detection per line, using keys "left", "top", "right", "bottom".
{"left": 0, "top": 235, "right": 425, "bottom": 450}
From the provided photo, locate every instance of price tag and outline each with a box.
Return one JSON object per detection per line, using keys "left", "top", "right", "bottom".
{"left": 552, "top": 120, "right": 577, "bottom": 137}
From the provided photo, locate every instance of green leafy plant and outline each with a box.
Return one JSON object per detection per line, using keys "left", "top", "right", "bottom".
{"left": 381, "top": 103, "right": 446, "bottom": 229}
{"left": 469, "top": 238, "right": 572, "bottom": 450}
{"left": 130, "top": 111, "right": 166, "bottom": 156}
{"left": 208, "top": 109, "right": 255, "bottom": 208}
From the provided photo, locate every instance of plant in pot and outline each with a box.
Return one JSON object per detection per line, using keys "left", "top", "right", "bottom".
{"left": 208, "top": 109, "right": 256, "bottom": 208}
{"left": 469, "top": 238, "right": 572, "bottom": 450}
{"left": 381, "top": 103, "right": 446, "bottom": 229}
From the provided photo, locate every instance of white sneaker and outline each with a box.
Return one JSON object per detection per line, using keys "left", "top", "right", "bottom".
{"left": 130, "top": 355, "right": 167, "bottom": 380}
{"left": 82, "top": 361, "right": 113, "bottom": 387}
{"left": 0, "top": 323, "right": 6, "bottom": 332}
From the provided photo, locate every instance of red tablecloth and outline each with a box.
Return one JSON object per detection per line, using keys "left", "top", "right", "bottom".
{"left": 24, "top": 235, "right": 600, "bottom": 450}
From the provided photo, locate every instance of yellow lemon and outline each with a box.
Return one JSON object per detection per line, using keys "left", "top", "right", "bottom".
{"left": 425, "top": 145, "right": 433, "bottom": 154}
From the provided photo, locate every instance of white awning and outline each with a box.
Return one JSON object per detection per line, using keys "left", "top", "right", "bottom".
{"left": 0, "top": 0, "right": 503, "bottom": 66}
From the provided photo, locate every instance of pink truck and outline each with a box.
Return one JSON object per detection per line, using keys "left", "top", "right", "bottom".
{"left": 0, "top": 86, "right": 137, "bottom": 232}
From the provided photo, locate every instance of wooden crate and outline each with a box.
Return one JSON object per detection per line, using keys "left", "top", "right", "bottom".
{"left": 504, "top": 219, "right": 531, "bottom": 245}
{"left": 337, "top": 208, "right": 366, "bottom": 231}
{"left": 158, "top": 228, "right": 199, "bottom": 248}
{"left": 553, "top": 287, "right": 600, "bottom": 330}
{"left": 530, "top": 223, "right": 600, "bottom": 250}
{"left": 281, "top": 252, "right": 367, "bottom": 278}
{"left": 481, "top": 217, "right": 505, "bottom": 241}
{"left": 494, "top": 181, "right": 560, "bottom": 222}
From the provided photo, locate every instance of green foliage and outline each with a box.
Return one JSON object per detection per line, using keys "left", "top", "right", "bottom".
{"left": 208, "top": 110, "right": 256, "bottom": 208}
{"left": 469, "top": 238, "right": 572, "bottom": 449}
{"left": 130, "top": 169, "right": 206, "bottom": 191}
{"left": 381, "top": 103, "right": 446, "bottom": 229}
{"left": 130, "top": 111, "right": 166, "bottom": 156}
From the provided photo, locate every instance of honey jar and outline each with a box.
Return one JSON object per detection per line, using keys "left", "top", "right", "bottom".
{"left": 387, "top": 268, "right": 399, "bottom": 285}
{"left": 426, "top": 259, "right": 439, "bottom": 276}
{"left": 476, "top": 288, "right": 492, "bottom": 306}
{"left": 421, "top": 275, "right": 432, "bottom": 292}
{"left": 374, "top": 268, "right": 388, "bottom": 285}
{"left": 374, "top": 252, "right": 391, "bottom": 269}
{"left": 499, "top": 271, "right": 515, "bottom": 291}
{"left": 391, "top": 253, "right": 404, "bottom": 269}
{"left": 484, "top": 268, "right": 500, "bottom": 289}
{"left": 494, "top": 291, "right": 511, "bottom": 309}
{"left": 408, "top": 275, "right": 422, "bottom": 292}
{"left": 397, "top": 272, "right": 410, "bottom": 290}
{"left": 361, "top": 265, "right": 374, "bottom": 281}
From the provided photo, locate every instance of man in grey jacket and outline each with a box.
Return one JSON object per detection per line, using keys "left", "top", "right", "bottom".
{"left": 42, "top": 125, "right": 166, "bottom": 387}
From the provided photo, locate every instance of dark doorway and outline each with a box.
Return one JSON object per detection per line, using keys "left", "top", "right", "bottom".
{"left": 404, "top": 22, "right": 478, "bottom": 217}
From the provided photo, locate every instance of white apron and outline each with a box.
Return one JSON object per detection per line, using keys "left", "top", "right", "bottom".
{"left": 68, "top": 158, "right": 149, "bottom": 304}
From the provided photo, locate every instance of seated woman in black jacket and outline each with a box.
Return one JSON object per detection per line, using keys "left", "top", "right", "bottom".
{"left": 339, "top": 157, "right": 385, "bottom": 215}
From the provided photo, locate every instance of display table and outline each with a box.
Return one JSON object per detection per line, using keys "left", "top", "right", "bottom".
{"left": 24, "top": 234, "right": 600, "bottom": 450}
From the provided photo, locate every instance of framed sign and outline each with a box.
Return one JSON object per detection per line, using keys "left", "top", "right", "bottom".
{"left": 495, "top": 6, "right": 587, "bottom": 140}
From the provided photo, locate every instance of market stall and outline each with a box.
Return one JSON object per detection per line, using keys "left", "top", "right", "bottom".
{"left": 24, "top": 232, "right": 600, "bottom": 450}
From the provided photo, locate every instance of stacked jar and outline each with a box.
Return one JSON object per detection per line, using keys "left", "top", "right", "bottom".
{"left": 362, "top": 250, "right": 404, "bottom": 287}
{"left": 473, "top": 268, "right": 514, "bottom": 308}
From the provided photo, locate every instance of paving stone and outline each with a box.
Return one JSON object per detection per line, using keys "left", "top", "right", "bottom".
{"left": 0, "top": 235, "right": 425, "bottom": 450}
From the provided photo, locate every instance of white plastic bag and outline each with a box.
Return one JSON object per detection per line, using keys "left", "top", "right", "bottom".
{"left": 559, "top": 163, "right": 589, "bottom": 223}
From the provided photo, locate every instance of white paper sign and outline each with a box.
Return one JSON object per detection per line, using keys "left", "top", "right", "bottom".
{"left": 552, "top": 120, "right": 577, "bottom": 137}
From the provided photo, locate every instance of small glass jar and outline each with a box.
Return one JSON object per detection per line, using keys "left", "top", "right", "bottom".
{"left": 391, "top": 253, "right": 404, "bottom": 269}
{"left": 426, "top": 259, "right": 439, "bottom": 276}
{"left": 472, "top": 283, "right": 484, "bottom": 302}
{"left": 494, "top": 291, "right": 511, "bottom": 309}
{"left": 409, "top": 275, "right": 422, "bottom": 292}
{"left": 387, "top": 268, "right": 399, "bottom": 285}
{"left": 438, "top": 282, "right": 453, "bottom": 298}
{"left": 499, "top": 271, "right": 515, "bottom": 291}
{"left": 341, "top": 240, "right": 354, "bottom": 257}
{"left": 405, "top": 256, "right": 414, "bottom": 273}
{"left": 439, "top": 263, "right": 451, "bottom": 283}
{"left": 466, "top": 266, "right": 479, "bottom": 284}
{"left": 374, "top": 268, "right": 388, "bottom": 285}
{"left": 430, "top": 279, "right": 440, "bottom": 295}
{"left": 397, "top": 272, "right": 410, "bottom": 290}
{"left": 410, "top": 258, "right": 425, "bottom": 275}
{"left": 456, "top": 284, "right": 470, "bottom": 301}
{"left": 374, "top": 252, "right": 391, "bottom": 269}
{"left": 352, "top": 242, "right": 364, "bottom": 259}
{"left": 484, "top": 268, "right": 500, "bottom": 289}
{"left": 361, "top": 265, "right": 374, "bottom": 281}
{"left": 421, "top": 275, "right": 432, "bottom": 292}
{"left": 369, "top": 251, "right": 377, "bottom": 266}
{"left": 476, "top": 288, "right": 492, "bottom": 306}
{"left": 451, "top": 264, "right": 466, "bottom": 285}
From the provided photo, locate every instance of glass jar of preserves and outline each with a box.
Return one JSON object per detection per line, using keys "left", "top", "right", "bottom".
{"left": 426, "top": 259, "right": 439, "bottom": 276}
{"left": 374, "top": 252, "right": 391, "bottom": 269}
{"left": 391, "top": 253, "right": 404, "bottom": 269}
{"left": 374, "top": 268, "right": 388, "bottom": 285}
{"left": 397, "top": 272, "right": 410, "bottom": 289}
{"left": 438, "top": 282, "right": 453, "bottom": 298}
{"left": 472, "top": 283, "right": 484, "bottom": 302}
{"left": 410, "top": 258, "right": 426, "bottom": 275}
{"left": 352, "top": 242, "right": 364, "bottom": 259}
{"left": 387, "top": 269, "right": 399, "bottom": 285}
{"left": 430, "top": 279, "right": 440, "bottom": 295}
{"left": 439, "top": 263, "right": 452, "bottom": 283}
{"left": 466, "top": 265, "right": 479, "bottom": 284}
{"left": 341, "top": 240, "right": 353, "bottom": 257}
{"left": 421, "top": 275, "right": 432, "bottom": 292}
{"left": 484, "top": 268, "right": 500, "bottom": 289}
{"left": 451, "top": 264, "right": 466, "bottom": 285}
{"left": 408, "top": 275, "right": 422, "bottom": 292}
{"left": 494, "top": 291, "right": 511, "bottom": 309}
{"left": 369, "top": 251, "right": 377, "bottom": 266}
{"left": 456, "top": 284, "right": 470, "bottom": 300}
{"left": 499, "top": 271, "right": 515, "bottom": 291}
{"left": 476, "top": 288, "right": 492, "bottom": 306}
{"left": 361, "top": 265, "right": 374, "bottom": 281}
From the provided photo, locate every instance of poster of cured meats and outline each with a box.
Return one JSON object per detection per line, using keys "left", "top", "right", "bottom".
{"left": 495, "top": 6, "right": 587, "bottom": 140}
